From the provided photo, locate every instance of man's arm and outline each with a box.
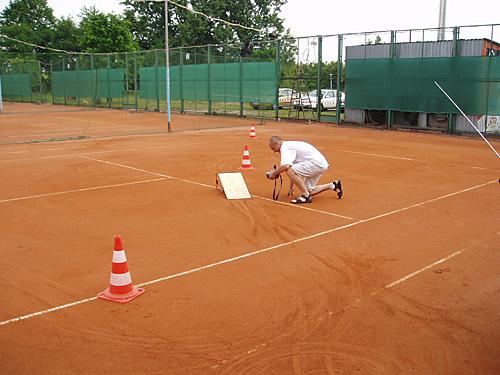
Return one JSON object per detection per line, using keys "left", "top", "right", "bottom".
{"left": 270, "top": 164, "right": 294, "bottom": 195}
{"left": 269, "top": 164, "right": 290, "bottom": 179}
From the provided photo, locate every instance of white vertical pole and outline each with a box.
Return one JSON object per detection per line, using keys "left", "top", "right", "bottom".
{"left": 438, "top": 0, "right": 447, "bottom": 40}
{"left": 165, "top": 0, "right": 172, "bottom": 132}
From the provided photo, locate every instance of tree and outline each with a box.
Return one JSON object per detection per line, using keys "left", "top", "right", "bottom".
{"left": 366, "top": 34, "right": 382, "bottom": 45}
{"left": 0, "top": 0, "right": 55, "bottom": 29}
{"left": 280, "top": 60, "right": 346, "bottom": 92}
{"left": 79, "top": 7, "right": 138, "bottom": 53}
{"left": 122, "top": 0, "right": 288, "bottom": 56}
{"left": 0, "top": 0, "right": 57, "bottom": 54}
{"left": 52, "top": 17, "right": 82, "bottom": 52}
{"left": 122, "top": 0, "right": 166, "bottom": 50}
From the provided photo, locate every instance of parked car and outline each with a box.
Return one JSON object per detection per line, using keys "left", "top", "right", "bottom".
{"left": 277, "top": 88, "right": 299, "bottom": 108}
{"left": 250, "top": 88, "right": 298, "bottom": 110}
{"left": 295, "top": 89, "right": 345, "bottom": 111}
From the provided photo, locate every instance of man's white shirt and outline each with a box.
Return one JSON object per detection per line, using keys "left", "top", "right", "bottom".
{"left": 280, "top": 141, "right": 329, "bottom": 169}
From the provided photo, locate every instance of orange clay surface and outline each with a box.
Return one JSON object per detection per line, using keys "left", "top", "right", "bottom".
{"left": 0, "top": 102, "right": 499, "bottom": 374}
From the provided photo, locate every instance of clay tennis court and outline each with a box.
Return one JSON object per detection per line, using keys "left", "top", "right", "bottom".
{"left": 0, "top": 102, "right": 499, "bottom": 374}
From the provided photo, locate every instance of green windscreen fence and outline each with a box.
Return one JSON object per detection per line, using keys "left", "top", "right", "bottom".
{"left": 139, "top": 61, "right": 277, "bottom": 103}
{"left": 0, "top": 73, "right": 32, "bottom": 101}
{"left": 346, "top": 56, "right": 500, "bottom": 115}
{"left": 52, "top": 69, "right": 125, "bottom": 98}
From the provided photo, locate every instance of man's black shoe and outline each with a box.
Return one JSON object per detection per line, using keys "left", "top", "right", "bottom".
{"left": 335, "top": 180, "right": 343, "bottom": 199}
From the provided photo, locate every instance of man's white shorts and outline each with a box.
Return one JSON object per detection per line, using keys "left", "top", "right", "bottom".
{"left": 291, "top": 161, "right": 328, "bottom": 192}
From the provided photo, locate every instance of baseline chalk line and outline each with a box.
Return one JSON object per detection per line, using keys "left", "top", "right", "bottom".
{"left": 0, "top": 179, "right": 495, "bottom": 327}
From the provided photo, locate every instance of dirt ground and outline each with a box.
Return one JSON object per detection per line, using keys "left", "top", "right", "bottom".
{"left": 0, "top": 102, "right": 256, "bottom": 144}
{"left": 0, "top": 103, "right": 499, "bottom": 374}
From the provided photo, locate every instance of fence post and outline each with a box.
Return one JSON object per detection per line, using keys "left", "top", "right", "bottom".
{"left": 194, "top": 49, "right": 197, "bottom": 112}
{"left": 208, "top": 44, "right": 212, "bottom": 115}
{"left": 38, "top": 60, "right": 42, "bottom": 104}
{"left": 50, "top": 59, "right": 54, "bottom": 104}
{"left": 107, "top": 54, "right": 111, "bottom": 108}
{"left": 30, "top": 61, "right": 34, "bottom": 103}
{"left": 90, "top": 54, "right": 96, "bottom": 107}
{"left": 336, "top": 34, "right": 343, "bottom": 124}
{"left": 125, "top": 52, "right": 129, "bottom": 109}
{"left": 62, "top": 58, "right": 67, "bottom": 106}
{"left": 239, "top": 52, "right": 243, "bottom": 117}
{"left": 481, "top": 24, "right": 494, "bottom": 136}
{"left": 421, "top": 29, "right": 425, "bottom": 58}
{"left": 387, "top": 30, "right": 396, "bottom": 128}
{"left": 275, "top": 40, "right": 281, "bottom": 121}
{"left": 155, "top": 49, "right": 159, "bottom": 111}
{"left": 134, "top": 52, "right": 138, "bottom": 111}
{"left": 452, "top": 26, "right": 460, "bottom": 57}
{"left": 448, "top": 26, "right": 461, "bottom": 134}
{"left": 180, "top": 47, "right": 184, "bottom": 113}
{"left": 76, "top": 56, "right": 80, "bottom": 106}
{"left": 316, "top": 36, "right": 322, "bottom": 122}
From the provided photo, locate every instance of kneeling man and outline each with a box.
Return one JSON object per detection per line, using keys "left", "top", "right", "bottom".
{"left": 267, "top": 135, "right": 342, "bottom": 204}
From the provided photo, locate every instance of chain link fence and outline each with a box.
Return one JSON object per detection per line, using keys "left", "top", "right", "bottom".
{"left": 0, "top": 23, "right": 498, "bottom": 134}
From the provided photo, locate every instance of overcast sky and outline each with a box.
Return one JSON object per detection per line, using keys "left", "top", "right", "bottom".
{"left": 0, "top": 0, "right": 498, "bottom": 40}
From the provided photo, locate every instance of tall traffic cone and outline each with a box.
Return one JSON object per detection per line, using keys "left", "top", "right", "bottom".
{"left": 238, "top": 145, "right": 254, "bottom": 170}
{"left": 249, "top": 125, "right": 257, "bottom": 139}
{"left": 98, "top": 235, "right": 145, "bottom": 303}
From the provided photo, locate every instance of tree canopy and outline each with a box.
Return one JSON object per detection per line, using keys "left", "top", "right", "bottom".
{"left": 122, "top": 0, "right": 288, "bottom": 56}
{"left": 79, "top": 7, "right": 138, "bottom": 53}
{"left": 0, "top": 0, "right": 290, "bottom": 56}
{"left": 0, "top": 0, "right": 56, "bottom": 53}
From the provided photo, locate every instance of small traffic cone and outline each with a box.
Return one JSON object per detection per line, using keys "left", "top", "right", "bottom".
{"left": 238, "top": 145, "right": 254, "bottom": 170}
{"left": 249, "top": 125, "right": 257, "bottom": 139}
{"left": 98, "top": 235, "right": 145, "bottom": 303}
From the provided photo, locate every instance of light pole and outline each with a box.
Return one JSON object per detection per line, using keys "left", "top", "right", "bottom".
{"left": 134, "top": 0, "right": 171, "bottom": 131}
{"left": 438, "top": 0, "right": 447, "bottom": 40}
{"left": 329, "top": 73, "right": 333, "bottom": 89}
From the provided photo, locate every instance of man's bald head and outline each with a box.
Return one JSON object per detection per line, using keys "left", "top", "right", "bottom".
{"left": 268, "top": 136, "right": 283, "bottom": 152}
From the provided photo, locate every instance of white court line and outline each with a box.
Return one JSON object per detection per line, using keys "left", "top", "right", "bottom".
{"left": 0, "top": 147, "right": 64, "bottom": 156}
{"left": 0, "top": 142, "right": 204, "bottom": 163}
{"left": 332, "top": 148, "right": 498, "bottom": 171}
{"left": 0, "top": 297, "right": 98, "bottom": 326}
{"left": 225, "top": 137, "right": 419, "bottom": 162}
{"left": 81, "top": 156, "right": 214, "bottom": 189}
{"left": 226, "top": 137, "right": 497, "bottom": 171}
{"left": 251, "top": 194, "right": 354, "bottom": 220}
{"left": 385, "top": 232, "right": 499, "bottom": 289}
{"left": 0, "top": 179, "right": 496, "bottom": 327}
{"left": 333, "top": 149, "right": 420, "bottom": 161}
{"left": 385, "top": 251, "right": 463, "bottom": 289}
{"left": 82, "top": 156, "right": 354, "bottom": 220}
{"left": 358, "top": 179, "right": 497, "bottom": 223}
{"left": 137, "top": 220, "right": 361, "bottom": 289}
{"left": 0, "top": 151, "right": 25, "bottom": 155}
{"left": 468, "top": 166, "right": 491, "bottom": 171}
{"left": 0, "top": 178, "right": 166, "bottom": 204}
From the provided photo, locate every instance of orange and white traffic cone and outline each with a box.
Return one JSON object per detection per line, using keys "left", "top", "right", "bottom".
{"left": 98, "top": 235, "right": 145, "bottom": 303}
{"left": 238, "top": 145, "right": 254, "bottom": 170}
{"left": 249, "top": 125, "right": 257, "bottom": 139}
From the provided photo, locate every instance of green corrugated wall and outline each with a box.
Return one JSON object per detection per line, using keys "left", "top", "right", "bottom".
{"left": 52, "top": 69, "right": 125, "bottom": 98}
{"left": 346, "top": 56, "right": 500, "bottom": 114}
{"left": 139, "top": 61, "right": 277, "bottom": 103}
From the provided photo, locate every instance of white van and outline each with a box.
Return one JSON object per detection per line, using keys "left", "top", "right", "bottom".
{"left": 300, "top": 89, "right": 345, "bottom": 111}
